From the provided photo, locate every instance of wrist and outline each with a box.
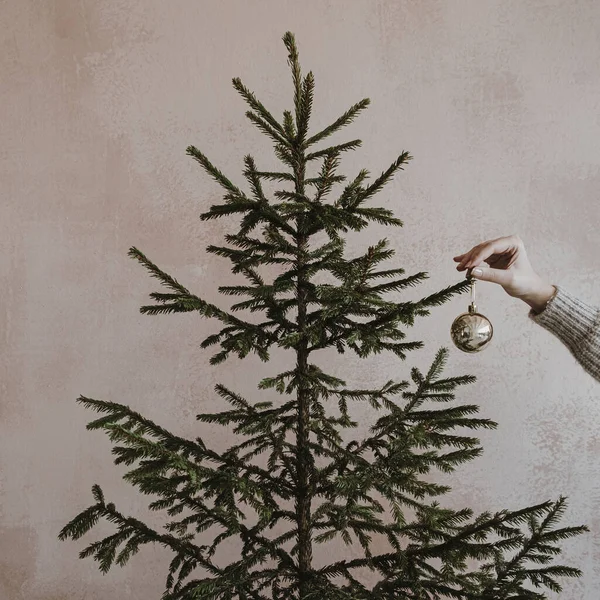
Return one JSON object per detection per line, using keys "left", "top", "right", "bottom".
{"left": 522, "top": 281, "right": 557, "bottom": 314}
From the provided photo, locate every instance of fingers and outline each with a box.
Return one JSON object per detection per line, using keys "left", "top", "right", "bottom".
{"left": 455, "top": 235, "right": 522, "bottom": 271}
{"left": 470, "top": 266, "right": 513, "bottom": 287}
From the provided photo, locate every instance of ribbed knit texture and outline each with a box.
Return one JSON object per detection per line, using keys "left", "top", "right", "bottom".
{"left": 529, "top": 285, "right": 600, "bottom": 382}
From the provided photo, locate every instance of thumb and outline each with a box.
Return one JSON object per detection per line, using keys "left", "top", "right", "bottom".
{"left": 470, "top": 266, "right": 512, "bottom": 287}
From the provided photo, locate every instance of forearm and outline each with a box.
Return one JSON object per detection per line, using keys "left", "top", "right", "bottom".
{"left": 529, "top": 286, "right": 600, "bottom": 382}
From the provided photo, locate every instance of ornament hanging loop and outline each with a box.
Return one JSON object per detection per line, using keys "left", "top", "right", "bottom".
{"left": 468, "top": 276, "right": 477, "bottom": 314}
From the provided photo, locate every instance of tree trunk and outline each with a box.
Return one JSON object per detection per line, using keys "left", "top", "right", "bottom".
{"left": 294, "top": 149, "right": 312, "bottom": 598}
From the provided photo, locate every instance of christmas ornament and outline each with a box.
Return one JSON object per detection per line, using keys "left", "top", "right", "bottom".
{"left": 451, "top": 277, "right": 493, "bottom": 353}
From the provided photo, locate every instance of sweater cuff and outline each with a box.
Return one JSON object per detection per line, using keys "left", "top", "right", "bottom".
{"left": 529, "top": 285, "right": 599, "bottom": 352}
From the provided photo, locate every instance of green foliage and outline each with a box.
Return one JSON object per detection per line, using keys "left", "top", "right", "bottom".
{"left": 60, "top": 32, "right": 586, "bottom": 599}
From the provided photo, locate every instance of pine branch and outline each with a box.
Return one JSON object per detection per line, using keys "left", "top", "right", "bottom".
{"left": 254, "top": 170, "right": 296, "bottom": 182}
{"left": 336, "top": 169, "right": 370, "bottom": 208}
{"left": 60, "top": 487, "right": 215, "bottom": 575}
{"left": 283, "top": 109, "right": 296, "bottom": 139}
{"left": 128, "top": 247, "right": 190, "bottom": 295}
{"left": 305, "top": 98, "right": 371, "bottom": 147}
{"left": 476, "top": 498, "right": 588, "bottom": 597}
{"left": 415, "top": 278, "right": 473, "bottom": 309}
{"left": 313, "top": 152, "right": 342, "bottom": 203}
{"left": 243, "top": 155, "right": 268, "bottom": 202}
{"left": 129, "top": 247, "right": 288, "bottom": 363}
{"left": 349, "top": 151, "right": 412, "bottom": 208}
{"left": 282, "top": 31, "right": 304, "bottom": 141}
{"left": 186, "top": 145, "right": 242, "bottom": 195}
{"left": 232, "top": 77, "right": 287, "bottom": 138}
{"left": 297, "top": 71, "right": 314, "bottom": 144}
{"left": 306, "top": 139, "right": 362, "bottom": 161}
{"left": 246, "top": 111, "right": 291, "bottom": 147}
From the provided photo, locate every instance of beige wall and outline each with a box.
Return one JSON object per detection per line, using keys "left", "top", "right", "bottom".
{"left": 2, "top": 1, "right": 600, "bottom": 598}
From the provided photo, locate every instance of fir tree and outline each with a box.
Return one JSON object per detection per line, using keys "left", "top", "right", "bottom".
{"left": 60, "top": 32, "right": 587, "bottom": 599}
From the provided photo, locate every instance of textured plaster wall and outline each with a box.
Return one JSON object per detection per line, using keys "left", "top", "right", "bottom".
{"left": 2, "top": 1, "right": 600, "bottom": 598}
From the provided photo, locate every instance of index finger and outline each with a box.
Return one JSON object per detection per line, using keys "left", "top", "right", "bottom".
{"left": 457, "top": 236, "right": 519, "bottom": 270}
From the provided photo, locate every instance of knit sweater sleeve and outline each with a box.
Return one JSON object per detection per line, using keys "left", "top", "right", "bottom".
{"left": 529, "top": 285, "right": 600, "bottom": 382}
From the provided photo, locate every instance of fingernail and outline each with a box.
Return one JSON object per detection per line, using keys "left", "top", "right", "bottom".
{"left": 473, "top": 268, "right": 483, "bottom": 276}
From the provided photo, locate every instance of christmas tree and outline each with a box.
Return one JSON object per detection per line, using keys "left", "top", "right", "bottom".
{"left": 60, "top": 32, "right": 586, "bottom": 599}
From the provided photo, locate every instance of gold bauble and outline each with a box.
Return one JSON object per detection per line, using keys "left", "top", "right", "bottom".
{"left": 451, "top": 302, "right": 493, "bottom": 353}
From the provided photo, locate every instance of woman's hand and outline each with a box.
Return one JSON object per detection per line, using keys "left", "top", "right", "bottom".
{"left": 453, "top": 235, "right": 556, "bottom": 313}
